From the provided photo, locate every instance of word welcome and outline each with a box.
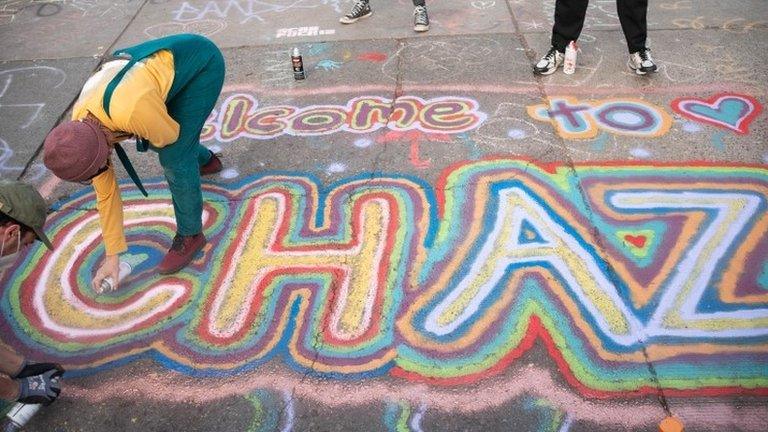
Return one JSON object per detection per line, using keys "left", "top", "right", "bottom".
{"left": 3, "top": 160, "right": 766, "bottom": 398}
{"left": 527, "top": 97, "right": 673, "bottom": 139}
{"left": 201, "top": 94, "right": 488, "bottom": 141}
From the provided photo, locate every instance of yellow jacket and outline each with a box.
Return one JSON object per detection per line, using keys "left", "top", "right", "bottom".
{"left": 72, "top": 50, "right": 176, "bottom": 255}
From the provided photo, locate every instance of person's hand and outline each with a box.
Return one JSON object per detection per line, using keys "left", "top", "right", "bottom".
{"left": 92, "top": 254, "right": 120, "bottom": 293}
{"left": 16, "top": 369, "right": 63, "bottom": 406}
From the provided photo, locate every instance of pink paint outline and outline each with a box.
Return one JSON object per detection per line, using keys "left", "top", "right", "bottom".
{"left": 671, "top": 93, "right": 763, "bottom": 135}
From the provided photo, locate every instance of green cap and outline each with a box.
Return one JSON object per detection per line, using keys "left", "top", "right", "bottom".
{"left": 0, "top": 181, "right": 53, "bottom": 250}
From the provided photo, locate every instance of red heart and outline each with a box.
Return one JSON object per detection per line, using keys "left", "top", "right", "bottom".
{"left": 624, "top": 234, "right": 646, "bottom": 248}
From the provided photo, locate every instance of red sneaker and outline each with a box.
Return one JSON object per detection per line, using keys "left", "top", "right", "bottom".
{"left": 157, "top": 233, "right": 206, "bottom": 275}
{"left": 200, "top": 151, "right": 223, "bottom": 176}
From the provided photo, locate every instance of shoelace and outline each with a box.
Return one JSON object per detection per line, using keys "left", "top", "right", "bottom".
{"left": 639, "top": 48, "right": 653, "bottom": 63}
{"left": 349, "top": 1, "right": 367, "bottom": 16}
{"left": 544, "top": 47, "right": 558, "bottom": 62}
{"left": 414, "top": 6, "right": 427, "bottom": 22}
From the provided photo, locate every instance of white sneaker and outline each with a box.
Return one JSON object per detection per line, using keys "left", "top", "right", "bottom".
{"left": 534, "top": 47, "right": 565, "bottom": 75}
{"left": 629, "top": 49, "right": 658, "bottom": 75}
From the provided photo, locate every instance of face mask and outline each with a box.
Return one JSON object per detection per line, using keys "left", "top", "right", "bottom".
{"left": 0, "top": 230, "right": 21, "bottom": 272}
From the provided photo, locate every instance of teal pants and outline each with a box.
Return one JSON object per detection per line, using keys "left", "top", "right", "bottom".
{"left": 155, "top": 38, "right": 225, "bottom": 236}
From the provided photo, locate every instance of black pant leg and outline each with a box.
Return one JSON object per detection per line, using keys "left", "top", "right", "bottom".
{"left": 617, "top": 0, "right": 648, "bottom": 53}
{"left": 412, "top": 0, "right": 425, "bottom": 6}
{"left": 551, "top": 0, "right": 590, "bottom": 52}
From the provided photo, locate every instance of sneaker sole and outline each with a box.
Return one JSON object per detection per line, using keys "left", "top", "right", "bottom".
{"left": 340, "top": 11, "right": 372, "bottom": 24}
{"left": 534, "top": 65, "right": 559, "bottom": 76}
{"left": 414, "top": 24, "right": 429, "bottom": 32}
{"left": 629, "top": 63, "right": 658, "bottom": 76}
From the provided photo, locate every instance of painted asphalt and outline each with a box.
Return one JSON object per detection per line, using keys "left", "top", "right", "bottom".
{"left": 1, "top": 0, "right": 767, "bottom": 431}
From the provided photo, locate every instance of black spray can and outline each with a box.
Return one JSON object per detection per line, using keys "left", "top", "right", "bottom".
{"left": 291, "top": 47, "right": 305, "bottom": 80}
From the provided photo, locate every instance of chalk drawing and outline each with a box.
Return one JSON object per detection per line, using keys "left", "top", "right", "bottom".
{"left": 357, "top": 52, "right": 387, "bottom": 63}
{"left": 0, "top": 66, "right": 66, "bottom": 180}
{"left": 470, "top": 0, "right": 495, "bottom": 10}
{"left": 671, "top": 93, "right": 763, "bottom": 135}
{"left": 528, "top": 97, "right": 673, "bottom": 139}
{"left": 681, "top": 121, "right": 702, "bottom": 133}
{"left": 0, "top": 138, "right": 46, "bottom": 181}
{"left": 201, "top": 94, "right": 487, "bottom": 141}
{"left": 523, "top": 396, "right": 568, "bottom": 432}
{"left": 522, "top": 20, "right": 544, "bottom": 30}
{"left": 171, "top": 0, "right": 342, "bottom": 24}
{"left": 144, "top": 19, "right": 227, "bottom": 38}
{"left": 384, "top": 401, "right": 425, "bottom": 432}
{"left": 353, "top": 138, "right": 373, "bottom": 148}
{"left": 315, "top": 59, "right": 342, "bottom": 71}
{"left": 629, "top": 148, "right": 651, "bottom": 158}
{"left": 659, "top": 1, "right": 691, "bottom": 10}
{"left": 245, "top": 390, "right": 282, "bottom": 432}
{"left": 325, "top": 162, "right": 347, "bottom": 174}
{"left": 220, "top": 167, "right": 239, "bottom": 179}
{"left": 276, "top": 26, "right": 335, "bottom": 38}
{"left": 382, "top": 38, "right": 504, "bottom": 82}
{"left": 711, "top": 131, "right": 727, "bottom": 151}
{"left": 2, "top": 159, "right": 766, "bottom": 402}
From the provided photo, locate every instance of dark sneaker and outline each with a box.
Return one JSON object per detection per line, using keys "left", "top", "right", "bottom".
{"left": 413, "top": 6, "right": 429, "bottom": 32}
{"left": 629, "top": 48, "right": 658, "bottom": 75}
{"left": 158, "top": 233, "right": 205, "bottom": 275}
{"left": 534, "top": 46, "right": 564, "bottom": 75}
{"left": 340, "top": 0, "right": 372, "bottom": 24}
{"left": 200, "top": 151, "right": 223, "bottom": 176}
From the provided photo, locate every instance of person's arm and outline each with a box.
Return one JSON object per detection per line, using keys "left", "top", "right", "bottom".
{"left": 91, "top": 162, "right": 127, "bottom": 292}
{"left": 125, "top": 91, "right": 180, "bottom": 148}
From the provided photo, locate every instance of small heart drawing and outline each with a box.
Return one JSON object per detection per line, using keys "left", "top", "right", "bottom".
{"left": 624, "top": 234, "right": 647, "bottom": 249}
{"left": 671, "top": 93, "right": 762, "bottom": 135}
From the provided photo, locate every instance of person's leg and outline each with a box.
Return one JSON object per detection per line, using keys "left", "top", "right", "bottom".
{"left": 551, "top": 0, "right": 590, "bottom": 52}
{"left": 159, "top": 42, "right": 225, "bottom": 238}
{"left": 619, "top": 0, "right": 656, "bottom": 74}
{"left": 0, "top": 344, "right": 23, "bottom": 377}
{"left": 156, "top": 40, "right": 224, "bottom": 273}
{"left": 617, "top": 0, "right": 648, "bottom": 53}
{"left": 412, "top": 0, "right": 429, "bottom": 32}
{"left": 0, "top": 375, "right": 19, "bottom": 401}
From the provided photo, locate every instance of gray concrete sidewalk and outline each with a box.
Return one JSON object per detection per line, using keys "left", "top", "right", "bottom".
{"left": 1, "top": 0, "right": 767, "bottom": 431}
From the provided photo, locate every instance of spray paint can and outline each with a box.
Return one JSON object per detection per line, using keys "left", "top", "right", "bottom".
{"left": 291, "top": 47, "right": 305, "bottom": 80}
{"left": 98, "top": 260, "right": 132, "bottom": 293}
{"left": 3, "top": 403, "right": 41, "bottom": 432}
{"left": 563, "top": 41, "right": 578, "bottom": 74}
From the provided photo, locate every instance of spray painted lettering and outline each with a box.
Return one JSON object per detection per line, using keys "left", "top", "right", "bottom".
{"left": 201, "top": 94, "right": 488, "bottom": 141}
{"left": 2, "top": 159, "right": 766, "bottom": 398}
{"left": 527, "top": 97, "right": 673, "bottom": 139}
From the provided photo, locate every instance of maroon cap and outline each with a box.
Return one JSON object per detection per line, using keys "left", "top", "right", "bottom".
{"left": 43, "top": 119, "right": 110, "bottom": 182}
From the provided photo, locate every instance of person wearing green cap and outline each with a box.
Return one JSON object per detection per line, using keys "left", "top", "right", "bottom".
{"left": 0, "top": 180, "right": 64, "bottom": 406}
